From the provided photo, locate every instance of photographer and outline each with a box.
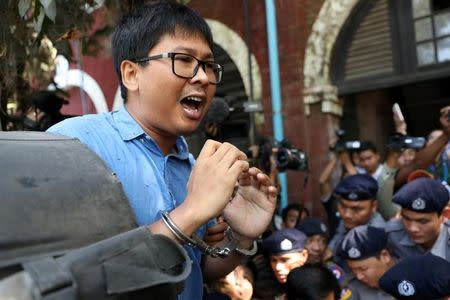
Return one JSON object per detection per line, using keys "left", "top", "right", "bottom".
{"left": 248, "top": 136, "right": 279, "bottom": 186}
{"left": 425, "top": 129, "right": 450, "bottom": 185}
{"left": 395, "top": 106, "right": 450, "bottom": 187}
{"left": 318, "top": 148, "right": 358, "bottom": 238}
{"left": 349, "top": 105, "right": 412, "bottom": 221}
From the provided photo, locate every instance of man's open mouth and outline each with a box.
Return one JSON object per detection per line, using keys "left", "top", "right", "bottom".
{"left": 180, "top": 96, "right": 202, "bottom": 111}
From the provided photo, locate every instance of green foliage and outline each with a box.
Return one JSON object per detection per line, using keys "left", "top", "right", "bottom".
{"left": 0, "top": 0, "right": 117, "bottom": 122}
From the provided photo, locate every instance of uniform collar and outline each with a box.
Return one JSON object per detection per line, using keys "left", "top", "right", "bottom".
{"left": 399, "top": 231, "right": 416, "bottom": 247}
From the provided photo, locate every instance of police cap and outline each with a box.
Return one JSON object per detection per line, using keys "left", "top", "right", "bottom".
{"left": 296, "top": 218, "right": 328, "bottom": 237}
{"left": 334, "top": 174, "right": 378, "bottom": 201}
{"left": 336, "top": 225, "right": 387, "bottom": 260}
{"left": 392, "top": 178, "right": 449, "bottom": 213}
{"left": 379, "top": 253, "right": 450, "bottom": 300}
{"left": 262, "top": 228, "right": 307, "bottom": 255}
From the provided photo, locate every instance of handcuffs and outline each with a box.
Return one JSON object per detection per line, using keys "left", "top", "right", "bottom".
{"left": 161, "top": 211, "right": 258, "bottom": 258}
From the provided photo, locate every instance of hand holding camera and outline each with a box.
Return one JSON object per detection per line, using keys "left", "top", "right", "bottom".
{"left": 440, "top": 106, "right": 450, "bottom": 136}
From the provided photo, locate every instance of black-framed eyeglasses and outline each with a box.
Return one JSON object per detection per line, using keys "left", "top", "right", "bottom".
{"left": 133, "top": 52, "right": 223, "bottom": 84}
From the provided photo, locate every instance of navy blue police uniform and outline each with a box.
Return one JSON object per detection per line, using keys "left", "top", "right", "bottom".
{"left": 337, "top": 225, "right": 394, "bottom": 300}
{"left": 386, "top": 178, "right": 450, "bottom": 261}
{"left": 296, "top": 218, "right": 349, "bottom": 289}
{"left": 328, "top": 175, "right": 386, "bottom": 265}
{"left": 379, "top": 253, "right": 450, "bottom": 300}
{"left": 260, "top": 228, "right": 308, "bottom": 300}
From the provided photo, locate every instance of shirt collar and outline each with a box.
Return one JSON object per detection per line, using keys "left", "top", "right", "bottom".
{"left": 113, "top": 106, "right": 146, "bottom": 141}
{"left": 113, "top": 106, "right": 190, "bottom": 159}
{"left": 372, "top": 164, "right": 383, "bottom": 180}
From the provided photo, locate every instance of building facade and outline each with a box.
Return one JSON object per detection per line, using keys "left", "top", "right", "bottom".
{"left": 62, "top": 0, "right": 450, "bottom": 217}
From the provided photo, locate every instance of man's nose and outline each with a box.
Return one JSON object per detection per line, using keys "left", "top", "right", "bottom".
{"left": 310, "top": 242, "right": 320, "bottom": 250}
{"left": 342, "top": 208, "right": 352, "bottom": 219}
{"left": 190, "top": 63, "right": 209, "bottom": 85}
{"left": 356, "top": 272, "right": 364, "bottom": 281}
{"left": 275, "top": 263, "right": 284, "bottom": 271}
{"left": 409, "top": 222, "right": 420, "bottom": 232}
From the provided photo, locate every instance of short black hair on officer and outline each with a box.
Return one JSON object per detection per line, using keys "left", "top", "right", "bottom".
{"left": 285, "top": 264, "right": 341, "bottom": 300}
{"left": 334, "top": 174, "right": 378, "bottom": 201}
{"left": 393, "top": 177, "right": 449, "bottom": 214}
{"left": 282, "top": 203, "right": 309, "bottom": 222}
{"left": 379, "top": 253, "right": 450, "bottom": 300}
{"left": 336, "top": 225, "right": 388, "bottom": 261}
{"left": 358, "top": 141, "right": 378, "bottom": 154}
{"left": 112, "top": 1, "right": 214, "bottom": 101}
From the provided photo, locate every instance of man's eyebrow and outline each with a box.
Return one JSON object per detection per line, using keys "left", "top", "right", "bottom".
{"left": 402, "top": 214, "right": 430, "bottom": 222}
{"left": 339, "top": 201, "right": 361, "bottom": 209}
{"left": 172, "top": 46, "right": 214, "bottom": 60}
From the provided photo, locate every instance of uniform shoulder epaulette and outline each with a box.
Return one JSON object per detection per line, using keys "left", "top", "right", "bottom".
{"left": 385, "top": 219, "right": 403, "bottom": 232}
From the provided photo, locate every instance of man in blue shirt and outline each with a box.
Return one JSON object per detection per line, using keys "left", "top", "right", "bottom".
{"left": 48, "top": 2, "right": 278, "bottom": 299}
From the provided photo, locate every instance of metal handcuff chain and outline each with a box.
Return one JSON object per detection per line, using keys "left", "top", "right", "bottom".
{"left": 161, "top": 211, "right": 257, "bottom": 258}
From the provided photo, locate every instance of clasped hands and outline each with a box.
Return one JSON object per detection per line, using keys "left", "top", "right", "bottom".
{"left": 186, "top": 140, "right": 278, "bottom": 241}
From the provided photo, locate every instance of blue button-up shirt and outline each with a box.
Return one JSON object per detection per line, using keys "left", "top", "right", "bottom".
{"left": 48, "top": 106, "right": 208, "bottom": 299}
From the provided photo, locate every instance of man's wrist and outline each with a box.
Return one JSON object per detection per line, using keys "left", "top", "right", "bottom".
{"left": 225, "top": 227, "right": 257, "bottom": 256}
{"left": 237, "top": 239, "right": 253, "bottom": 250}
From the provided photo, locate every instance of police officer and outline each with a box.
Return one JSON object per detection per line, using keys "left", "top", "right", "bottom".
{"left": 328, "top": 174, "right": 386, "bottom": 256}
{"left": 379, "top": 253, "right": 450, "bottom": 300}
{"left": 262, "top": 228, "right": 309, "bottom": 285}
{"left": 296, "top": 218, "right": 350, "bottom": 293}
{"left": 386, "top": 177, "right": 450, "bottom": 261}
{"left": 296, "top": 218, "right": 329, "bottom": 263}
{"left": 337, "top": 225, "right": 395, "bottom": 300}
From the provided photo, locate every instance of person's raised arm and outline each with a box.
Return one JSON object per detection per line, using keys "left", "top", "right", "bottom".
{"left": 395, "top": 106, "right": 450, "bottom": 186}
{"left": 318, "top": 155, "right": 338, "bottom": 199}
{"left": 337, "top": 151, "right": 357, "bottom": 176}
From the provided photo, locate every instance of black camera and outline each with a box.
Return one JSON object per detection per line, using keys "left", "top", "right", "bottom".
{"left": 386, "top": 135, "right": 426, "bottom": 151}
{"left": 276, "top": 145, "right": 309, "bottom": 172}
{"left": 331, "top": 129, "right": 362, "bottom": 152}
{"left": 248, "top": 138, "right": 309, "bottom": 172}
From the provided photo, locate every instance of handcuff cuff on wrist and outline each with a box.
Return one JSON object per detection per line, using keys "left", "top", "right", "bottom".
{"left": 160, "top": 211, "right": 257, "bottom": 258}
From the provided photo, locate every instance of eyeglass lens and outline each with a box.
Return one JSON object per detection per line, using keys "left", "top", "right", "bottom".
{"left": 172, "top": 53, "right": 222, "bottom": 84}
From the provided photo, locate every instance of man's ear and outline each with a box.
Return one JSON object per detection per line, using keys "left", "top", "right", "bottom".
{"left": 121, "top": 60, "right": 140, "bottom": 93}
{"left": 301, "top": 249, "right": 308, "bottom": 262}
{"left": 442, "top": 205, "right": 450, "bottom": 220}
{"left": 371, "top": 200, "right": 378, "bottom": 213}
{"left": 380, "top": 249, "right": 392, "bottom": 264}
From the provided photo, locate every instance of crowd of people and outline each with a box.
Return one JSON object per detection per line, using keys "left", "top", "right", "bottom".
{"left": 2, "top": 1, "right": 449, "bottom": 299}
{"left": 202, "top": 106, "right": 450, "bottom": 299}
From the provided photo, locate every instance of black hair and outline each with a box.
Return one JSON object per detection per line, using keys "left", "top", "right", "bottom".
{"left": 285, "top": 264, "right": 341, "bottom": 300}
{"left": 358, "top": 141, "right": 378, "bottom": 154}
{"left": 111, "top": 0, "right": 214, "bottom": 101}
{"left": 281, "top": 203, "right": 310, "bottom": 222}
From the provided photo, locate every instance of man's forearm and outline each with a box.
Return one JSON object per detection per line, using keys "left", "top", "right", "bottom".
{"left": 395, "top": 132, "right": 449, "bottom": 186}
